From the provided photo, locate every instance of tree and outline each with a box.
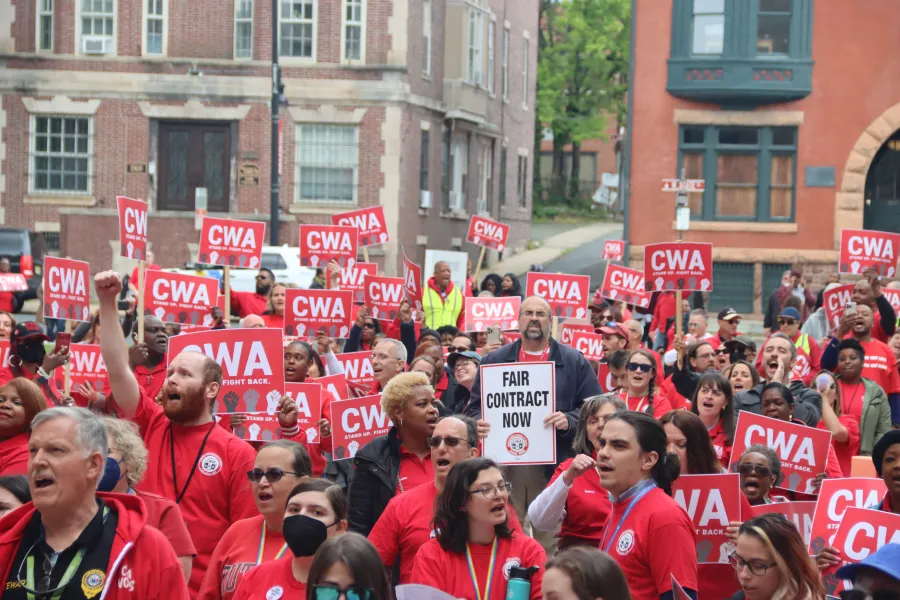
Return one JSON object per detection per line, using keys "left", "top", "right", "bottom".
{"left": 537, "top": 0, "right": 630, "bottom": 206}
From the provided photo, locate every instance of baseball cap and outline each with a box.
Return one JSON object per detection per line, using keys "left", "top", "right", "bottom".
{"left": 835, "top": 543, "right": 900, "bottom": 584}
{"left": 790, "top": 269, "right": 802, "bottom": 278}
{"left": 778, "top": 306, "right": 802, "bottom": 321}
{"left": 723, "top": 335, "right": 757, "bottom": 353}
{"left": 11, "top": 322, "right": 49, "bottom": 346}
{"left": 599, "top": 323, "right": 630, "bottom": 339}
{"left": 447, "top": 350, "right": 482, "bottom": 371}
{"left": 717, "top": 308, "right": 741, "bottom": 321}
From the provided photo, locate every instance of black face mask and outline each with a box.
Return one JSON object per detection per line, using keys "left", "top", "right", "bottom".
{"left": 282, "top": 514, "right": 336, "bottom": 557}
{"left": 16, "top": 340, "right": 46, "bottom": 365}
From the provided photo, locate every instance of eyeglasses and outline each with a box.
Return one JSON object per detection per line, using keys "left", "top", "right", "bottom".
{"left": 737, "top": 463, "right": 772, "bottom": 478}
{"left": 247, "top": 468, "right": 301, "bottom": 483}
{"left": 728, "top": 552, "right": 776, "bottom": 576}
{"left": 626, "top": 362, "right": 653, "bottom": 373}
{"left": 448, "top": 346, "right": 470, "bottom": 353}
{"left": 312, "top": 584, "right": 373, "bottom": 600}
{"left": 521, "top": 310, "right": 549, "bottom": 319}
{"left": 426, "top": 435, "right": 470, "bottom": 448}
{"left": 468, "top": 482, "right": 513, "bottom": 500}
{"left": 777, "top": 318, "right": 797, "bottom": 326}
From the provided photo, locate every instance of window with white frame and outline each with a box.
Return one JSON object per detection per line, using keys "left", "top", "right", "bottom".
{"left": 423, "top": 0, "right": 432, "bottom": 76}
{"left": 79, "top": 0, "right": 115, "bottom": 53}
{"left": 343, "top": 0, "right": 364, "bottom": 62}
{"left": 517, "top": 155, "right": 528, "bottom": 207}
{"left": 144, "top": 0, "right": 165, "bottom": 56}
{"left": 280, "top": 0, "right": 316, "bottom": 59}
{"left": 522, "top": 38, "right": 530, "bottom": 108}
{"left": 467, "top": 9, "right": 484, "bottom": 85}
{"left": 37, "top": 0, "right": 53, "bottom": 52}
{"left": 487, "top": 21, "right": 495, "bottom": 92}
{"left": 502, "top": 27, "right": 509, "bottom": 99}
{"left": 234, "top": 0, "right": 253, "bottom": 59}
{"left": 451, "top": 137, "right": 468, "bottom": 211}
{"left": 31, "top": 116, "right": 92, "bottom": 194}
{"left": 478, "top": 142, "right": 492, "bottom": 214}
{"left": 295, "top": 124, "right": 358, "bottom": 205}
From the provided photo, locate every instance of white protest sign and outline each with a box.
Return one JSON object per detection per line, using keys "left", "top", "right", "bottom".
{"left": 480, "top": 362, "right": 556, "bottom": 465}
{"left": 424, "top": 249, "right": 469, "bottom": 291}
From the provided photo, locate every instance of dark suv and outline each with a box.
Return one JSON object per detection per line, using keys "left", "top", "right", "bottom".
{"left": 0, "top": 228, "right": 47, "bottom": 312}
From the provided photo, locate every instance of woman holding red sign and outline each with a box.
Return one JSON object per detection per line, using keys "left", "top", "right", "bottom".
{"left": 618, "top": 349, "right": 673, "bottom": 419}
{"left": 283, "top": 340, "right": 334, "bottom": 477}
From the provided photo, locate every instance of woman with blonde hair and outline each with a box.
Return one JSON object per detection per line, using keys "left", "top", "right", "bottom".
{"left": 0, "top": 311, "right": 16, "bottom": 340}
{"left": 261, "top": 283, "right": 297, "bottom": 329}
{"left": 730, "top": 513, "right": 825, "bottom": 600}
{"left": 0, "top": 377, "right": 47, "bottom": 476}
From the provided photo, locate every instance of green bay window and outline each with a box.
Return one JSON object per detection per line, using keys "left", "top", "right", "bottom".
{"left": 678, "top": 125, "right": 796, "bottom": 222}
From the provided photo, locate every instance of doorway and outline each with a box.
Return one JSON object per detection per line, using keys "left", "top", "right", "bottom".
{"left": 158, "top": 121, "right": 231, "bottom": 212}
{"left": 864, "top": 129, "right": 900, "bottom": 232}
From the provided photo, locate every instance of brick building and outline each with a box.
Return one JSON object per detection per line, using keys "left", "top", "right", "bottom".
{"left": 0, "top": 0, "right": 538, "bottom": 277}
{"left": 626, "top": 0, "right": 900, "bottom": 316}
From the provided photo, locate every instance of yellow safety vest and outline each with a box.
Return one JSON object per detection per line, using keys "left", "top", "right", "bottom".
{"left": 794, "top": 333, "right": 810, "bottom": 355}
{"left": 423, "top": 285, "right": 464, "bottom": 329}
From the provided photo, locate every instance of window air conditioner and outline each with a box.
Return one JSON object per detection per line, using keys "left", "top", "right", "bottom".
{"left": 82, "top": 36, "right": 111, "bottom": 54}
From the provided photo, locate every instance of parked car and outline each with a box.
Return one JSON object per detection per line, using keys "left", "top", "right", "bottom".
{"left": 167, "top": 245, "right": 316, "bottom": 292}
{"left": 0, "top": 228, "right": 47, "bottom": 312}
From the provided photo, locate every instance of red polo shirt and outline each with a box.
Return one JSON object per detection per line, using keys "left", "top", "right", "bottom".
{"left": 135, "top": 354, "right": 168, "bottom": 402}
{"left": 547, "top": 456, "right": 611, "bottom": 546}
{"left": 230, "top": 290, "right": 269, "bottom": 318}
{"left": 397, "top": 445, "right": 434, "bottom": 494}
{"left": 707, "top": 420, "right": 732, "bottom": 468}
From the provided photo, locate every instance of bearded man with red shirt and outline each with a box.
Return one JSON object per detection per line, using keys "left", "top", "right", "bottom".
{"left": 229, "top": 268, "right": 274, "bottom": 318}
{"left": 95, "top": 270, "right": 261, "bottom": 595}
{"left": 128, "top": 315, "right": 169, "bottom": 402}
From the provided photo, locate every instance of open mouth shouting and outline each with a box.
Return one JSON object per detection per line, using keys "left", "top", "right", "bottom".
{"left": 32, "top": 474, "right": 56, "bottom": 491}
{"left": 488, "top": 502, "right": 506, "bottom": 521}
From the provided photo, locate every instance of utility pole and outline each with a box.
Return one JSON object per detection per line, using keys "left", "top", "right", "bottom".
{"left": 270, "top": 0, "right": 282, "bottom": 246}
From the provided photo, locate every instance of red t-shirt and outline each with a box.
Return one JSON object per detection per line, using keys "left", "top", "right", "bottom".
{"left": 412, "top": 534, "right": 546, "bottom": 600}
{"left": 837, "top": 380, "right": 866, "bottom": 424}
{"left": 618, "top": 391, "right": 674, "bottom": 419}
{"left": 0, "top": 292, "right": 14, "bottom": 314}
{"left": 859, "top": 339, "right": 900, "bottom": 394}
{"left": 0, "top": 432, "right": 29, "bottom": 476}
{"left": 129, "top": 390, "right": 259, "bottom": 595}
{"left": 397, "top": 446, "right": 433, "bottom": 494}
{"left": 661, "top": 375, "right": 690, "bottom": 410}
{"left": 135, "top": 355, "right": 167, "bottom": 403}
{"left": 230, "top": 291, "right": 269, "bottom": 318}
{"left": 198, "top": 515, "right": 288, "bottom": 600}
{"left": 259, "top": 314, "right": 283, "bottom": 329}
{"left": 816, "top": 416, "right": 860, "bottom": 478}
{"left": 232, "top": 556, "right": 306, "bottom": 600}
{"left": 707, "top": 420, "right": 732, "bottom": 468}
{"left": 547, "top": 457, "right": 611, "bottom": 545}
{"left": 135, "top": 488, "right": 197, "bottom": 558}
{"left": 434, "top": 369, "right": 449, "bottom": 400}
{"left": 130, "top": 263, "right": 163, "bottom": 290}
{"left": 601, "top": 486, "right": 697, "bottom": 600}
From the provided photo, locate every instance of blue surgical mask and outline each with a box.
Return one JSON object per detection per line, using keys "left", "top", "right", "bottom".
{"left": 98, "top": 457, "right": 125, "bottom": 492}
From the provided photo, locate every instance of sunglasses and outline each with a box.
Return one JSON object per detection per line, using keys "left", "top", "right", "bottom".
{"left": 626, "top": 362, "right": 653, "bottom": 373}
{"left": 426, "top": 435, "right": 470, "bottom": 448}
{"left": 246, "top": 467, "right": 301, "bottom": 483}
{"left": 362, "top": 322, "right": 376, "bottom": 329}
{"left": 312, "top": 585, "right": 373, "bottom": 600}
{"left": 777, "top": 318, "right": 797, "bottom": 326}
{"left": 447, "top": 345, "right": 470, "bottom": 353}
{"left": 737, "top": 463, "right": 772, "bottom": 477}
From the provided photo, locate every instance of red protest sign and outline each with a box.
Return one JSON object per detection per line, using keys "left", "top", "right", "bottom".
{"left": 310, "top": 373, "right": 349, "bottom": 401}
{"left": 526, "top": 273, "right": 590, "bottom": 320}
{"left": 466, "top": 215, "right": 510, "bottom": 251}
{"left": 51, "top": 343, "right": 108, "bottom": 406}
{"left": 285, "top": 382, "right": 323, "bottom": 445}
{"left": 403, "top": 250, "right": 423, "bottom": 312}
{"left": 751, "top": 501, "right": 816, "bottom": 546}
{"left": 808, "top": 478, "right": 887, "bottom": 553}
{"left": 570, "top": 331, "right": 605, "bottom": 361}
{"left": 143, "top": 270, "right": 217, "bottom": 326}
{"left": 339, "top": 262, "right": 376, "bottom": 304}
{"left": 600, "top": 264, "right": 651, "bottom": 308}
{"left": 730, "top": 412, "right": 832, "bottom": 494}
{"left": 559, "top": 320, "right": 594, "bottom": 347}
{"left": 43, "top": 256, "right": 91, "bottom": 322}
{"left": 597, "top": 362, "right": 615, "bottom": 393}
{"left": 116, "top": 196, "right": 148, "bottom": 260}
{"left": 839, "top": 228, "right": 900, "bottom": 277}
{"left": 334, "top": 351, "right": 375, "bottom": 391}
{"left": 331, "top": 395, "right": 389, "bottom": 461}
{"left": 672, "top": 473, "right": 742, "bottom": 564}
{"left": 365, "top": 275, "right": 405, "bottom": 322}
{"left": 228, "top": 413, "right": 280, "bottom": 442}
{"left": 284, "top": 289, "right": 353, "bottom": 339}
{"left": 198, "top": 217, "right": 265, "bottom": 268}
{"left": 299, "top": 224, "right": 358, "bottom": 269}
{"left": 884, "top": 288, "right": 900, "bottom": 314}
{"left": 332, "top": 206, "right": 389, "bottom": 247}
{"left": 603, "top": 240, "right": 625, "bottom": 262}
{"left": 168, "top": 328, "right": 285, "bottom": 414}
{"left": 0, "top": 273, "right": 27, "bottom": 292}
{"left": 644, "top": 242, "right": 713, "bottom": 292}
{"left": 0, "top": 340, "right": 9, "bottom": 368}
{"left": 823, "top": 284, "right": 855, "bottom": 330}
{"left": 825, "top": 508, "right": 900, "bottom": 596}
{"left": 464, "top": 296, "right": 521, "bottom": 332}
{"left": 180, "top": 294, "right": 226, "bottom": 333}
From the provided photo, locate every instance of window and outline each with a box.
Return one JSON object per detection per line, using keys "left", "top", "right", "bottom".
{"left": 234, "top": 0, "right": 253, "bottom": 59}
{"left": 343, "top": 0, "right": 365, "bottom": 62}
{"left": 502, "top": 27, "right": 509, "bottom": 99}
{"left": 280, "top": 0, "right": 316, "bottom": 59}
{"left": 691, "top": 0, "right": 724, "bottom": 55}
{"left": 422, "top": 0, "right": 432, "bottom": 76}
{"left": 30, "top": 116, "right": 92, "bottom": 195}
{"left": 79, "top": 0, "right": 115, "bottom": 53}
{"left": 478, "top": 142, "right": 493, "bottom": 214}
{"left": 450, "top": 137, "right": 468, "bottom": 211}
{"left": 757, "top": 0, "right": 791, "bottom": 54}
{"left": 678, "top": 125, "right": 797, "bottom": 221}
{"left": 499, "top": 147, "right": 507, "bottom": 206}
{"left": 419, "top": 130, "right": 430, "bottom": 191}
{"left": 522, "top": 38, "right": 529, "bottom": 108}
{"left": 487, "top": 21, "right": 495, "bottom": 92}
{"left": 37, "top": 0, "right": 53, "bottom": 52}
{"left": 517, "top": 155, "right": 528, "bottom": 207}
{"left": 295, "top": 124, "right": 358, "bottom": 205}
{"left": 441, "top": 129, "right": 451, "bottom": 211}
{"left": 467, "top": 9, "right": 484, "bottom": 84}
{"left": 144, "top": 0, "right": 165, "bottom": 56}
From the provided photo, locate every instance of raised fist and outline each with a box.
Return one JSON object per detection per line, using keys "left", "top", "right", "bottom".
{"left": 223, "top": 391, "right": 240, "bottom": 412}
{"left": 249, "top": 256, "right": 259, "bottom": 268}
{"left": 127, "top": 241, "right": 134, "bottom": 258}
{"left": 310, "top": 255, "right": 320, "bottom": 267}
{"left": 266, "top": 390, "right": 281, "bottom": 415}
{"left": 51, "top": 301, "right": 59, "bottom": 317}
{"left": 248, "top": 422, "right": 261, "bottom": 441}
{"left": 348, "top": 440, "right": 360, "bottom": 457}
{"left": 700, "top": 278, "right": 711, "bottom": 291}
{"left": 655, "top": 277, "right": 664, "bottom": 291}
{"left": 155, "top": 307, "right": 166, "bottom": 320}
{"left": 210, "top": 251, "right": 219, "bottom": 264}
{"left": 243, "top": 389, "right": 260, "bottom": 412}
{"left": 305, "top": 427, "right": 318, "bottom": 444}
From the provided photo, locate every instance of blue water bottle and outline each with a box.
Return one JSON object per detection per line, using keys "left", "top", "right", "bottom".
{"left": 506, "top": 566, "right": 539, "bottom": 600}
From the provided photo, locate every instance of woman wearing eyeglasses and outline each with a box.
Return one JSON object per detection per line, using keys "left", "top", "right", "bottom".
{"left": 412, "top": 457, "right": 547, "bottom": 599}
{"left": 689, "top": 372, "right": 736, "bottom": 466}
{"left": 233, "top": 478, "right": 350, "bottom": 600}
{"left": 729, "top": 513, "right": 825, "bottom": 600}
{"left": 735, "top": 445, "right": 789, "bottom": 506}
{"left": 306, "top": 533, "right": 393, "bottom": 600}
{"left": 198, "top": 441, "right": 312, "bottom": 600}
{"left": 528, "top": 395, "right": 625, "bottom": 550}
{"left": 618, "top": 349, "right": 674, "bottom": 418}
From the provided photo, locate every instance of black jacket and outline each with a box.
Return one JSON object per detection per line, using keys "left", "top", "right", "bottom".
{"left": 464, "top": 338, "right": 602, "bottom": 465}
{"left": 734, "top": 380, "right": 822, "bottom": 427}
{"left": 347, "top": 426, "right": 402, "bottom": 537}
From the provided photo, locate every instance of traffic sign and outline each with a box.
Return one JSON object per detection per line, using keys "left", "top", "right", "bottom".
{"left": 662, "top": 178, "right": 705, "bottom": 192}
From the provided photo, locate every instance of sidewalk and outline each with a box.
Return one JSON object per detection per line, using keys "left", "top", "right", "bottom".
{"left": 489, "top": 221, "right": 622, "bottom": 276}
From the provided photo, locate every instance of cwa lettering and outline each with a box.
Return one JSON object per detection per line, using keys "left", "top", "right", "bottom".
{"left": 611, "top": 270, "right": 643, "bottom": 290}
{"left": 124, "top": 207, "right": 147, "bottom": 235}
{"left": 153, "top": 279, "right": 211, "bottom": 305}
{"left": 533, "top": 279, "right": 582, "bottom": 301}
{"left": 674, "top": 489, "right": 729, "bottom": 527}
{"left": 182, "top": 341, "right": 272, "bottom": 377}
{"left": 474, "top": 220, "right": 504, "bottom": 240}
{"left": 337, "top": 213, "right": 381, "bottom": 232}
{"left": 342, "top": 405, "right": 388, "bottom": 432}
{"left": 744, "top": 424, "right": 815, "bottom": 465}
{"left": 292, "top": 296, "right": 346, "bottom": 318}
{"left": 843, "top": 523, "right": 900, "bottom": 561}
{"left": 307, "top": 231, "right": 352, "bottom": 251}
{"left": 848, "top": 236, "right": 894, "bottom": 259}
{"left": 472, "top": 302, "right": 515, "bottom": 319}
{"left": 48, "top": 267, "right": 86, "bottom": 296}
{"left": 209, "top": 225, "right": 256, "bottom": 248}
{"left": 651, "top": 250, "right": 705, "bottom": 272}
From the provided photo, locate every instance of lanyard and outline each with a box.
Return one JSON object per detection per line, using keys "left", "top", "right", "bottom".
{"left": 257, "top": 523, "right": 288, "bottom": 565}
{"left": 624, "top": 394, "right": 648, "bottom": 414}
{"left": 465, "top": 537, "right": 498, "bottom": 600}
{"left": 599, "top": 482, "right": 656, "bottom": 554}
{"left": 169, "top": 421, "right": 217, "bottom": 505}
{"left": 841, "top": 382, "right": 863, "bottom": 416}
